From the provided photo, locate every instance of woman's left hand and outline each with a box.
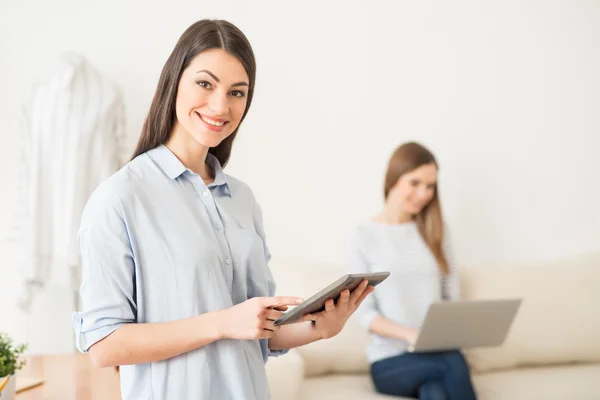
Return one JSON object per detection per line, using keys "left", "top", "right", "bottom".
{"left": 303, "top": 279, "right": 374, "bottom": 339}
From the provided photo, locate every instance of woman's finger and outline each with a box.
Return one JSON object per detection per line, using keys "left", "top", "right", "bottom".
{"left": 349, "top": 280, "right": 369, "bottom": 304}
{"left": 325, "top": 298, "right": 335, "bottom": 313}
{"left": 266, "top": 309, "right": 284, "bottom": 321}
{"left": 262, "top": 319, "right": 278, "bottom": 331}
{"left": 338, "top": 289, "right": 350, "bottom": 307}
{"left": 261, "top": 296, "right": 304, "bottom": 308}
{"left": 303, "top": 313, "right": 316, "bottom": 322}
{"left": 355, "top": 285, "right": 375, "bottom": 308}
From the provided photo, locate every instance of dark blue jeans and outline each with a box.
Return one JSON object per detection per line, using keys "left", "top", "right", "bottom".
{"left": 370, "top": 350, "right": 477, "bottom": 400}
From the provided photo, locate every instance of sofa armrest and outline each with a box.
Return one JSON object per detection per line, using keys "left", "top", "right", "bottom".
{"left": 265, "top": 348, "right": 305, "bottom": 400}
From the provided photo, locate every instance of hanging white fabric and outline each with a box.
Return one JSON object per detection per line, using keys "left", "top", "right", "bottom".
{"left": 9, "top": 52, "right": 127, "bottom": 311}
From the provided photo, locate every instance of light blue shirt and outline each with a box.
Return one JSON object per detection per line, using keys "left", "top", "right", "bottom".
{"left": 72, "top": 144, "right": 285, "bottom": 400}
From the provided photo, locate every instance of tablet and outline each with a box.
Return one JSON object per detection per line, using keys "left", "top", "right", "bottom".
{"left": 273, "top": 272, "right": 390, "bottom": 326}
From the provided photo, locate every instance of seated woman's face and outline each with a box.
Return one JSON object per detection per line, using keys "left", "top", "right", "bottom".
{"left": 174, "top": 48, "right": 250, "bottom": 148}
{"left": 389, "top": 162, "right": 438, "bottom": 216}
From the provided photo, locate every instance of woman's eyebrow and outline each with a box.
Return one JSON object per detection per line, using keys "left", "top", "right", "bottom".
{"left": 196, "top": 69, "right": 248, "bottom": 87}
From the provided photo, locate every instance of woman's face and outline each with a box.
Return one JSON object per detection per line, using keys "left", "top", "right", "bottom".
{"left": 173, "top": 48, "right": 250, "bottom": 148}
{"left": 388, "top": 162, "right": 438, "bottom": 216}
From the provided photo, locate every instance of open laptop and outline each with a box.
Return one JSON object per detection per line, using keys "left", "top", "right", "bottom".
{"left": 409, "top": 299, "right": 522, "bottom": 353}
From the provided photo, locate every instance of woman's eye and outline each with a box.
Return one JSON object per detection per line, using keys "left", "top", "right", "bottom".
{"left": 230, "top": 90, "right": 246, "bottom": 98}
{"left": 197, "top": 81, "right": 212, "bottom": 89}
{"left": 410, "top": 180, "right": 419, "bottom": 187}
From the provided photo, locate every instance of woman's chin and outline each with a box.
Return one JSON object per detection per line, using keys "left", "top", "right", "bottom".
{"left": 405, "top": 207, "right": 423, "bottom": 216}
{"left": 193, "top": 132, "right": 228, "bottom": 148}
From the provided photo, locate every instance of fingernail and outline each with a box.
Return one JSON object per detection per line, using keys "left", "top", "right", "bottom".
{"left": 297, "top": 299, "right": 304, "bottom": 304}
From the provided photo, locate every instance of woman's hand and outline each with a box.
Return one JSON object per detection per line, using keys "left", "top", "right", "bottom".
{"left": 219, "top": 296, "right": 304, "bottom": 340}
{"left": 302, "top": 280, "right": 374, "bottom": 339}
{"left": 403, "top": 327, "right": 420, "bottom": 346}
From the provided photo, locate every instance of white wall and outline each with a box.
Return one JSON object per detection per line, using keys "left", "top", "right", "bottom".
{"left": 1, "top": 0, "right": 599, "bottom": 352}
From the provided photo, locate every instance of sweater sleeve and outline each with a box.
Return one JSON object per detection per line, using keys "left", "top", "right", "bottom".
{"left": 346, "top": 228, "right": 380, "bottom": 330}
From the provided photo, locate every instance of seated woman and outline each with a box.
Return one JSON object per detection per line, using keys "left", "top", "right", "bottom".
{"left": 347, "top": 142, "right": 477, "bottom": 400}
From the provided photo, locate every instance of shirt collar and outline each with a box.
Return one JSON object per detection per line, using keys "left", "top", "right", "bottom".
{"left": 148, "top": 144, "right": 186, "bottom": 179}
{"left": 205, "top": 152, "right": 231, "bottom": 196}
{"left": 148, "top": 144, "right": 231, "bottom": 197}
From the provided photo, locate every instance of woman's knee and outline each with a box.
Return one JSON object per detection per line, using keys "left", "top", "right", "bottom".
{"left": 441, "top": 350, "right": 472, "bottom": 375}
{"left": 443, "top": 350, "right": 468, "bottom": 365}
{"left": 419, "top": 381, "right": 447, "bottom": 400}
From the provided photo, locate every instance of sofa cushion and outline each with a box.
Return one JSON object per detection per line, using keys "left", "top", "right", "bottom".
{"left": 297, "top": 364, "right": 600, "bottom": 400}
{"left": 472, "top": 363, "right": 600, "bottom": 400}
{"left": 294, "top": 315, "right": 371, "bottom": 377}
{"left": 265, "top": 349, "right": 305, "bottom": 400}
{"left": 461, "top": 253, "right": 600, "bottom": 372}
{"left": 299, "top": 374, "right": 411, "bottom": 400}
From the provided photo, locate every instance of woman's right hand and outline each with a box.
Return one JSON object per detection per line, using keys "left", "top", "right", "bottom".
{"left": 404, "top": 327, "right": 420, "bottom": 346}
{"left": 219, "top": 296, "right": 304, "bottom": 340}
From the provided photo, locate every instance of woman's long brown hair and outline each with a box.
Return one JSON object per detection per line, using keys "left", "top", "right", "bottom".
{"left": 384, "top": 142, "right": 449, "bottom": 274}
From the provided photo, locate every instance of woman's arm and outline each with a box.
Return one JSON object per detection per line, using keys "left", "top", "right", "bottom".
{"left": 89, "top": 296, "right": 303, "bottom": 368}
{"left": 267, "top": 321, "right": 322, "bottom": 351}
{"left": 369, "top": 315, "right": 419, "bottom": 345}
{"left": 88, "top": 313, "right": 222, "bottom": 368}
{"left": 346, "top": 230, "right": 384, "bottom": 331}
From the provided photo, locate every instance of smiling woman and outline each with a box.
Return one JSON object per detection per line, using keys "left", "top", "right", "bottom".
{"left": 131, "top": 20, "right": 256, "bottom": 173}
{"left": 347, "top": 142, "right": 477, "bottom": 400}
{"left": 167, "top": 48, "right": 250, "bottom": 173}
{"left": 71, "top": 19, "right": 373, "bottom": 400}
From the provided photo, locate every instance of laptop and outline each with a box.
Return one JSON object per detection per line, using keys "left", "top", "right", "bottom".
{"left": 409, "top": 298, "right": 522, "bottom": 353}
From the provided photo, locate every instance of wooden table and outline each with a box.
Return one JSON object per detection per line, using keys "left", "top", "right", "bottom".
{"left": 16, "top": 354, "right": 121, "bottom": 400}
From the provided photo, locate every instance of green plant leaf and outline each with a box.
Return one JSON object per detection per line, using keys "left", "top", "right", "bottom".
{"left": 0, "top": 332, "right": 28, "bottom": 377}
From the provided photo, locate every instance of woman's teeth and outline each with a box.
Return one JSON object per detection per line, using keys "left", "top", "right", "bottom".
{"left": 200, "top": 114, "right": 225, "bottom": 127}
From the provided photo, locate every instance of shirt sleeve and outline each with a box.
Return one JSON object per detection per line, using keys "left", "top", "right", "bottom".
{"left": 250, "top": 190, "right": 288, "bottom": 358}
{"left": 346, "top": 229, "right": 380, "bottom": 330}
{"left": 72, "top": 185, "right": 136, "bottom": 352}
{"left": 441, "top": 226, "right": 461, "bottom": 301}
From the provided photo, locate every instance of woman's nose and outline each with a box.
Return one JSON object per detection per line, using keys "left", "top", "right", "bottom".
{"left": 417, "top": 186, "right": 430, "bottom": 200}
{"left": 208, "top": 91, "right": 228, "bottom": 115}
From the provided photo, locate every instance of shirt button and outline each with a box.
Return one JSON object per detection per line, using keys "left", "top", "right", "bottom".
{"left": 215, "top": 224, "right": 222, "bottom": 231}
{"left": 225, "top": 258, "right": 231, "bottom": 265}
{"left": 202, "top": 191, "right": 209, "bottom": 198}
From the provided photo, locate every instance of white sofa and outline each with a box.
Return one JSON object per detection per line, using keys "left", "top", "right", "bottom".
{"left": 264, "top": 253, "right": 600, "bottom": 400}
